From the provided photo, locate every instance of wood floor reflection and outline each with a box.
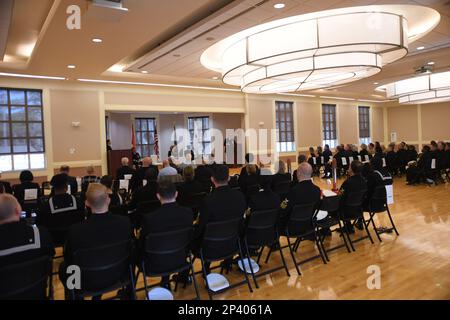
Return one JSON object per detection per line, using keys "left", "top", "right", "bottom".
{"left": 52, "top": 177, "right": 450, "bottom": 300}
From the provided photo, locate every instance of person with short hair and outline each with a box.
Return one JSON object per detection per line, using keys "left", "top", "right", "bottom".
{"left": 292, "top": 154, "right": 308, "bottom": 184}
{"left": 239, "top": 164, "right": 260, "bottom": 196}
{"left": 0, "top": 194, "right": 54, "bottom": 267}
{"left": 178, "top": 166, "right": 204, "bottom": 205}
{"left": 158, "top": 159, "right": 178, "bottom": 178}
{"left": 52, "top": 165, "right": 78, "bottom": 194}
{"left": 12, "top": 170, "right": 41, "bottom": 205}
{"left": 81, "top": 165, "right": 99, "bottom": 193}
{"left": 129, "top": 168, "right": 159, "bottom": 210}
{"left": 116, "top": 157, "right": 135, "bottom": 181}
{"left": 60, "top": 183, "right": 133, "bottom": 299}
{"left": 100, "top": 175, "right": 123, "bottom": 207}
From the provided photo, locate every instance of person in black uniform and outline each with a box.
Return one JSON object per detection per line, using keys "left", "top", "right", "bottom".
{"left": 131, "top": 157, "right": 159, "bottom": 191}
{"left": 107, "top": 139, "right": 113, "bottom": 152}
{"left": 116, "top": 157, "right": 135, "bottom": 181}
{"left": 248, "top": 175, "right": 281, "bottom": 212}
{"left": 361, "top": 162, "right": 385, "bottom": 211}
{"left": 38, "top": 174, "right": 85, "bottom": 245}
{"left": 131, "top": 147, "right": 142, "bottom": 170}
{"left": 445, "top": 142, "right": 450, "bottom": 170}
{"left": 139, "top": 180, "right": 193, "bottom": 287}
{"left": 322, "top": 144, "right": 333, "bottom": 178}
{"left": 371, "top": 145, "right": 388, "bottom": 174}
{"left": 339, "top": 160, "right": 367, "bottom": 233}
{"left": 238, "top": 153, "right": 259, "bottom": 188}
{"left": 292, "top": 154, "right": 307, "bottom": 184}
{"left": 271, "top": 160, "right": 290, "bottom": 199}
{"left": 396, "top": 142, "right": 408, "bottom": 175}
{"left": 100, "top": 175, "right": 123, "bottom": 208}
{"left": 359, "top": 144, "right": 369, "bottom": 161}
{"left": 81, "top": 165, "right": 99, "bottom": 193}
{"left": 0, "top": 193, "right": 54, "bottom": 268}
{"left": 195, "top": 163, "right": 213, "bottom": 193}
{"left": 334, "top": 145, "right": 348, "bottom": 177}
{"left": 385, "top": 143, "right": 397, "bottom": 176}
{"left": 239, "top": 164, "right": 260, "bottom": 198}
{"left": 406, "top": 145, "right": 418, "bottom": 162}
{"left": 12, "top": 170, "right": 41, "bottom": 206}
{"left": 177, "top": 166, "right": 205, "bottom": 205}
{"left": 280, "top": 163, "right": 321, "bottom": 230}
{"left": 128, "top": 168, "right": 159, "bottom": 210}
{"left": 59, "top": 183, "right": 133, "bottom": 300}
{"left": 195, "top": 165, "right": 247, "bottom": 272}
{"left": 52, "top": 165, "right": 78, "bottom": 195}
{"left": 0, "top": 171, "right": 12, "bottom": 194}
{"left": 406, "top": 145, "right": 432, "bottom": 185}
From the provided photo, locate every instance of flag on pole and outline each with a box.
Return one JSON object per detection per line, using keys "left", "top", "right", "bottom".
{"left": 154, "top": 127, "right": 159, "bottom": 156}
{"left": 131, "top": 124, "right": 136, "bottom": 149}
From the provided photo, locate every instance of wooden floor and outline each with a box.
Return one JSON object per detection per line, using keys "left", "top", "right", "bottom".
{"left": 52, "top": 176, "right": 450, "bottom": 300}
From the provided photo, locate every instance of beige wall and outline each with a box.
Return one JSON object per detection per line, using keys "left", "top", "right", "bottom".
{"left": 338, "top": 103, "right": 359, "bottom": 146}
{"left": 387, "top": 105, "right": 419, "bottom": 142}
{"left": 108, "top": 112, "right": 132, "bottom": 150}
{"left": 372, "top": 106, "right": 384, "bottom": 142}
{"left": 420, "top": 102, "right": 450, "bottom": 141}
{"left": 296, "top": 101, "right": 322, "bottom": 148}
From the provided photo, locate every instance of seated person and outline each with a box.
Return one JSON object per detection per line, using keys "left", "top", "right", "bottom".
{"left": 361, "top": 162, "right": 385, "bottom": 211}
{"left": 59, "top": 183, "right": 133, "bottom": 299}
{"left": 0, "top": 194, "right": 54, "bottom": 268}
{"left": 395, "top": 142, "right": 408, "bottom": 175}
{"left": 271, "top": 160, "right": 291, "bottom": 197}
{"left": 116, "top": 157, "right": 135, "bottom": 181}
{"left": 335, "top": 145, "right": 349, "bottom": 175}
{"left": 100, "top": 175, "right": 123, "bottom": 208}
{"left": 322, "top": 144, "right": 333, "bottom": 178}
{"left": 385, "top": 143, "right": 397, "bottom": 176}
{"left": 239, "top": 164, "right": 260, "bottom": 197}
{"left": 351, "top": 144, "right": 359, "bottom": 159}
{"left": 38, "top": 174, "right": 85, "bottom": 245}
{"left": 359, "top": 144, "right": 369, "bottom": 161}
{"left": 177, "top": 166, "right": 204, "bottom": 206}
{"left": 131, "top": 157, "right": 159, "bottom": 191}
{"left": 52, "top": 165, "right": 78, "bottom": 194}
{"left": 81, "top": 165, "right": 99, "bottom": 193}
{"left": 339, "top": 160, "right": 367, "bottom": 233}
{"left": 195, "top": 165, "right": 247, "bottom": 272}
{"left": 129, "top": 168, "right": 159, "bottom": 210}
{"left": 292, "top": 154, "right": 307, "bottom": 184}
{"left": 406, "top": 145, "right": 432, "bottom": 185}
{"left": 158, "top": 159, "right": 178, "bottom": 178}
{"left": 195, "top": 163, "right": 213, "bottom": 192}
{"left": 238, "top": 153, "right": 259, "bottom": 187}
{"left": 12, "top": 170, "right": 41, "bottom": 206}
{"left": 406, "top": 145, "right": 418, "bottom": 163}
{"left": 0, "top": 171, "right": 12, "bottom": 194}
{"left": 248, "top": 175, "right": 281, "bottom": 212}
{"left": 280, "top": 163, "right": 321, "bottom": 230}
{"left": 368, "top": 143, "right": 375, "bottom": 157}
{"left": 139, "top": 180, "right": 193, "bottom": 286}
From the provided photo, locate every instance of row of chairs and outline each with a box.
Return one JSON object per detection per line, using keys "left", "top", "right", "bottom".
{"left": 0, "top": 184, "right": 399, "bottom": 300}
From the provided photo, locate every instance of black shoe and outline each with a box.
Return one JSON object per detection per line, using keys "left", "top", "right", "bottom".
{"left": 355, "top": 219, "right": 364, "bottom": 230}
{"left": 319, "top": 228, "right": 332, "bottom": 237}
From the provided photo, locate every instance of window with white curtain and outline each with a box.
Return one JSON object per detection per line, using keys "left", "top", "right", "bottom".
{"left": 0, "top": 88, "right": 45, "bottom": 172}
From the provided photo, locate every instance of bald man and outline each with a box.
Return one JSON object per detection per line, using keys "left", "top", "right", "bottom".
{"left": 0, "top": 194, "right": 54, "bottom": 267}
{"left": 281, "top": 163, "right": 321, "bottom": 226}
{"left": 116, "top": 157, "right": 135, "bottom": 180}
{"left": 158, "top": 159, "right": 178, "bottom": 178}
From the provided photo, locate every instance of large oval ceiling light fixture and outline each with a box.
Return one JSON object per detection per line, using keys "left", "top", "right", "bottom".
{"left": 201, "top": 5, "right": 439, "bottom": 94}
{"left": 384, "top": 71, "right": 450, "bottom": 104}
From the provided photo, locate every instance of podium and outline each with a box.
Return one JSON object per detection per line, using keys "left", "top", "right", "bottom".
{"left": 107, "top": 149, "right": 132, "bottom": 177}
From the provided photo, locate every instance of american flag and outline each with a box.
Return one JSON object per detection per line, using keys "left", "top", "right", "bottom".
{"left": 154, "top": 127, "right": 159, "bottom": 156}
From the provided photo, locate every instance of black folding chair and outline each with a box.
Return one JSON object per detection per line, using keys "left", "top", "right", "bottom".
{"left": 366, "top": 185, "right": 399, "bottom": 242}
{"left": 134, "top": 200, "right": 161, "bottom": 229}
{"left": 278, "top": 202, "right": 327, "bottom": 275}
{"left": 0, "top": 255, "right": 53, "bottom": 300}
{"left": 244, "top": 208, "right": 290, "bottom": 288}
{"left": 340, "top": 190, "right": 374, "bottom": 251}
{"left": 139, "top": 227, "right": 200, "bottom": 300}
{"left": 245, "top": 184, "right": 261, "bottom": 198}
{"left": 68, "top": 240, "right": 136, "bottom": 300}
{"left": 315, "top": 195, "right": 351, "bottom": 259}
{"left": 178, "top": 192, "right": 207, "bottom": 220}
{"left": 199, "top": 217, "right": 253, "bottom": 300}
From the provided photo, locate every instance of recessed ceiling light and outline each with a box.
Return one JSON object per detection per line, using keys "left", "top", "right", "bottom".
{"left": 67, "top": 65, "right": 76, "bottom": 69}
{"left": 427, "top": 61, "right": 435, "bottom": 65}
{"left": 92, "top": 38, "right": 103, "bottom": 43}
{"left": 373, "top": 82, "right": 379, "bottom": 85}
{"left": 212, "top": 76, "right": 219, "bottom": 80}
{"left": 274, "top": 3, "right": 285, "bottom": 9}
{"left": 417, "top": 46, "right": 425, "bottom": 50}
{"left": 141, "top": 70, "right": 149, "bottom": 74}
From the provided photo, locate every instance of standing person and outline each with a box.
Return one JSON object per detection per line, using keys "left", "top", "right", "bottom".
{"left": 52, "top": 165, "right": 78, "bottom": 194}
{"left": 107, "top": 139, "right": 112, "bottom": 152}
{"left": 322, "top": 144, "right": 333, "bottom": 179}
{"left": 116, "top": 157, "right": 135, "bottom": 181}
{"left": 131, "top": 147, "right": 142, "bottom": 169}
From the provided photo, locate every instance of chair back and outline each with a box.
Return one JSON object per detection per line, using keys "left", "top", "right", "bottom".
{"left": 287, "top": 202, "right": 317, "bottom": 236}
{"left": 142, "top": 227, "right": 193, "bottom": 276}
{"left": 137, "top": 200, "right": 161, "bottom": 214}
{"left": 342, "top": 190, "right": 366, "bottom": 219}
{"left": 320, "top": 196, "right": 340, "bottom": 213}
{"left": 45, "top": 210, "right": 85, "bottom": 247}
{"left": 246, "top": 208, "right": 279, "bottom": 247}
{"left": 0, "top": 255, "right": 51, "bottom": 300}
{"left": 72, "top": 240, "right": 132, "bottom": 294}
{"left": 369, "top": 185, "right": 387, "bottom": 213}
{"left": 178, "top": 192, "right": 206, "bottom": 210}
{"left": 245, "top": 184, "right": 260, "bottom": 197}
{"left": 201, "top": 217, "right": 242, "bottom": 262}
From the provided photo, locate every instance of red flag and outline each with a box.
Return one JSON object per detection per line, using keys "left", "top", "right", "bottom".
{"left": 131, "top": 124, "right": 136, "bottom": 149}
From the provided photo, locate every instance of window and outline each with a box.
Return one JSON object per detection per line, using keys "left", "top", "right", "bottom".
{"left": 135, "top": 118, "right": 156, "bottom": 157}
{"left": 188, "top": 116, "right": 211, "bottom": 155}
{"left": 275, "top": 101, "right": 295, "bottom": 152}
{"left": 0, "top": 88, "right": 45, "bottom": 172}
{"left": 322, "top": 104, "right": 337, "bottom": 148}
{"left": 358, "top": 106, "right": 371, "bottom": 145}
